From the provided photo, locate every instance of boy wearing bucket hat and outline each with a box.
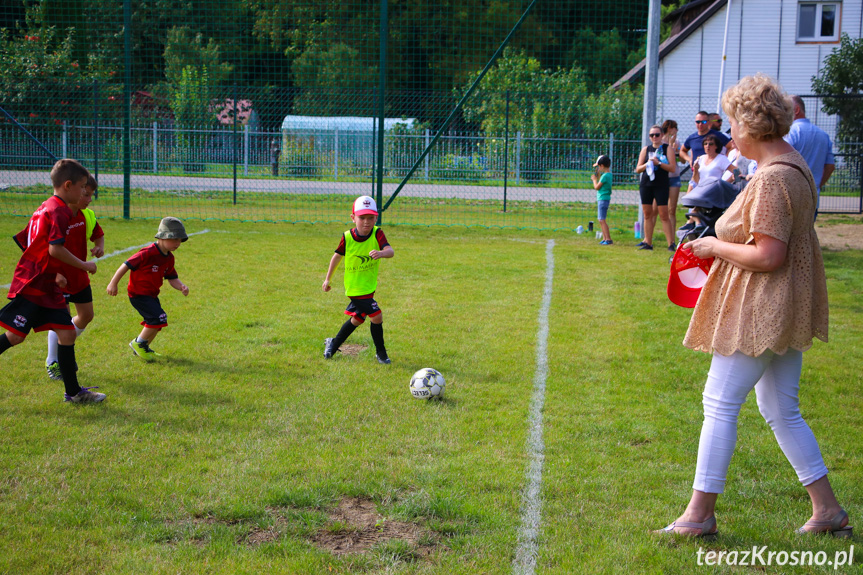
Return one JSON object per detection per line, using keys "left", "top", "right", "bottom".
{"left": 106, "top": 217, "right": 190, "bottom": 360}
{"left": 322, "top": 196, "right": 394, "bottom": 364}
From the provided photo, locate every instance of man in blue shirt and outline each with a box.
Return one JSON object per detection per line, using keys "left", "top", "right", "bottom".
{"left": 786, "top": 96, "right": 835, "bottom": 209}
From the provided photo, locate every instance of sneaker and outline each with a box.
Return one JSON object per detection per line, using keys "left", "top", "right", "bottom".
{"left": 376, "top": 353, "right": 391, "bottom": 365}
{"left": 129, "top": 339, "right": 160, "bottom": 361}
{"left": 668, "top": 243, "right": 677, "bottom": 252}
{"left": 324, "top": 338, "right": 336, "bottom": 359}
{"left": 636, "top": 241, "right": 646, "bottom": 247}
{"left": 46, "top": 361, "right": 63, "bottom": 381}
{"left": 64, "top": 386, "right": 106, "bottom": 403}
{"left": 638, "top": 244, "right": 654, "bottom": 251}
{"left": 599, "top": 239, "right": 614, "bottom": 245}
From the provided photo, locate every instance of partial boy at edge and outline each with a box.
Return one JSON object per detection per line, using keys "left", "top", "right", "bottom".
{"left": 106, "top": 217, "right": 190, "bottom": 361}
{"left": 322, "top": 196, "right": 394, "bottom": 364}
{"left": 591, "top": 154, "right": 614, "bottom": 245}
{"left": 0, "top": 159, "right": 103, "bottom": 403}
{"left": 14, "top": 174, "right": 105, "bottom": 381}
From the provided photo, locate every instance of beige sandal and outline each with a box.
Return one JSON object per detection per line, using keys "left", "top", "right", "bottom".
{"left": 797, "top": 509, "right": 853, "bottom": 538}
{"left": 653, "top": 516, "right": 718, "bottom": 539}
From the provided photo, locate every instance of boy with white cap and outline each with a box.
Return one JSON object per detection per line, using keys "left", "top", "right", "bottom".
{"left": 322, "top": 196, "right": 394, "bottom": 363}
{"left": 106, "top": 217, "right": 190, "bottom": 360}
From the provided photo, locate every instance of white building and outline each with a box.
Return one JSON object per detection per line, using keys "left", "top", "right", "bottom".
{"left": 615, "top": 0, "right": 863, "bottom": 138}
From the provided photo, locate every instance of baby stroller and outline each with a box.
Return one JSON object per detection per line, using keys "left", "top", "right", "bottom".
{"left": 677, "top": 177, "right": 741, "bottom": 244}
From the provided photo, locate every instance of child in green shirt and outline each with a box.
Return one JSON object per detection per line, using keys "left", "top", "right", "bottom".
{"left": 590, "top": 155, "right": 613, "bottom": 245}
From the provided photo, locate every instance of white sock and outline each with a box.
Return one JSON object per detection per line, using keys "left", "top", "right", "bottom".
{"left": 46, "top": 330, "right": 59, "bottom": 365}
{"left": 73, "top": 322, "right": 85, "bottom": 338}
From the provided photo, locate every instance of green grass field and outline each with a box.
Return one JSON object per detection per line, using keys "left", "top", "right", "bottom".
{"left": 0, "top": 215, "right": 861, "bottom": 574}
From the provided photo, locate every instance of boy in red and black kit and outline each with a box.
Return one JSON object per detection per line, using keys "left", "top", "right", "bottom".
{"left": 14, "top": 174, "right": 105, "bottom": 381}
{"left": 106, "top": 217, "right": 189, "bottom": 361}
{"left": 0, "top": 159, "right": 104, "bottom": 403}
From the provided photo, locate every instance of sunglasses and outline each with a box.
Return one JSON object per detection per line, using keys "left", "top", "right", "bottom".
{"left": 703, "top": 142, "right": 716, "bottom": 147}
{"left": 696, "top": 120, "right": 709, "bottom": 125}
{"left": 649, "top": 133, "right": 662, "bottom": 137}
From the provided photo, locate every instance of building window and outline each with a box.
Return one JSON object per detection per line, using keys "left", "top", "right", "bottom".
{"left": 797, "top": 2, "right": 840, "bottom": 42}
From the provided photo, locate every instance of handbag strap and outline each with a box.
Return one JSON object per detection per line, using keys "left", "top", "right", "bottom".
{"left": 769, "top": 160, "right": 817, "bottom": 205}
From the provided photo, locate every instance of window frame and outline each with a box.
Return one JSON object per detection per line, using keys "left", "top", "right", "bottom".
{"left": 796, "top": 1, "right": 842, "bottom": 43}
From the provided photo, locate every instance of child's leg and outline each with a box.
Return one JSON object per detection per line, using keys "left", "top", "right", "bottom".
{"left": 329, "top": 317, "right": 361, "bottom": 352}
{"left": 0, "top": 331, "right": 24, "bottom": 354}
{"left": 137, "top": 326, "right": 161, "bottom": 345}
{"left": 369, "top": 312, "right": 388, "bottom": 360}
{"left": 599, "top": 219, "right": 611, "bottom": 241}
{"left": 72, "top": 301, "right": 95, "bottom": 332}
{"left": 55, "top": 328, "right": 82, "bottom": 397}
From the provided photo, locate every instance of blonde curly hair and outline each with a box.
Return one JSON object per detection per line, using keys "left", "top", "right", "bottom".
{"left": 721, "top": 74, "right": 794, "bottom": 142}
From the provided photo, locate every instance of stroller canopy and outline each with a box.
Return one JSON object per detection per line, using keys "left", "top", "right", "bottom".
{"left": 682, "top": 177, "right": 740, "bottom": 210}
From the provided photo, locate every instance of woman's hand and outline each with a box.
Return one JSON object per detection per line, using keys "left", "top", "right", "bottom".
{"left": 684, "top": 236, "right": 719, "bottom": 259}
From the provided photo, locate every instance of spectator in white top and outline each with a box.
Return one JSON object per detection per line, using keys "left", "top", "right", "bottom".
{"left": 692, "top": 134, "right": 736, "bottom": 185}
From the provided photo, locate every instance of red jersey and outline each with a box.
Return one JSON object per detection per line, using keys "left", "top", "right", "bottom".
{"left": 125, "top": 243, "right": 178, "bottom": 297}
{"left": 8, "top": 195, "right": 72, "bottom": 309}
{"left": 14, "top": 211, "right": 104, "bottom": 295}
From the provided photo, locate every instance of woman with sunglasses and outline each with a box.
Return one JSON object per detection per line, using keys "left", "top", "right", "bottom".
{"left": 635, "top": 124, "right": 677, "bottom": 251}
{"left": 691, "top": 134, "right": 737, "bottom": 185}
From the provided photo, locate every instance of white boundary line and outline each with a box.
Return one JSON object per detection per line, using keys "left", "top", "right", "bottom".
{"left": 1, "top": 229, "right": 210, "bottom": 290}
{"left": 513, "top": 238, "right": 554, "bottom": 575}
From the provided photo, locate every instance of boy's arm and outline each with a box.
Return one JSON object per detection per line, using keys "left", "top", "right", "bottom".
{"left": 168, "top": 277, "right": 189, "bottom": 296}
{"left": 48, "top": 243, "right": 97, "bottom": 275}
{"left": 106, "top": 263, "right": 130, "bottom": 296}
{"left": 322, "top": 253, "right": 343, "bottom": 292}
{"left": 91, "top": 236, "right": 105, "bottom": 258}
{"left": 369, "top": 245, "right": 394, "bottom": 259}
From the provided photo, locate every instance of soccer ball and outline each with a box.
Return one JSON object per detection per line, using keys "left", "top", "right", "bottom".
{"left": 409, "top": 368, "right": 445, "bottom": 400}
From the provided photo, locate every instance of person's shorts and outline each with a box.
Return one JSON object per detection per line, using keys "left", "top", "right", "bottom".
{"left": 65, "top": 285, "right": 93, "bottom": 305}
{"left": 345, "top": 297, "right": 381, "bottom": 324}
{"left": 639, "top": 182, "right": 670, "bottom": 206}
{"left": 597, "top": 200, "right": 610, "bottom": 221}
{"left": 129, "top": 295, "right": 168, "bottom": 329}
{"left": 0, "top": 296, "right": 73, "bottom": 339}
{"left": 668, "top": 176, "right": 681, "bottom": 188}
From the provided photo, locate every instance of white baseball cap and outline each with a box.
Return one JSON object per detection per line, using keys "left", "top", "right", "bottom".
{"left": 353, "top": 195, "right": 378, "bottom": 216}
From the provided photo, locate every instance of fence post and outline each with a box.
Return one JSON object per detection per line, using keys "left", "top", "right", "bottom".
{"left": 609, "top": 133, "right": 615, "bottom": 165}
{"left": 93, "top": 79, "right": 99, "bottom": 190}
{"left": 334, "top": 128, "right": 339, "bottom": 180}
{"left": 62, "top": 121, "right": 68, "bottom": 158}
{"left": 425, "top": 129, "right": 430, "bottom": 180}
{"left": 516, "top": 131, "right": 521, "bottom": 184}
{"left": 153, "top": 122, "right": 158, "bottom": 173}
{"left": 244, "top": 124, "right": 250, "bottom": 176}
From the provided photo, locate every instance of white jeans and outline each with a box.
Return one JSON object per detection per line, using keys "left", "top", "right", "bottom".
{"left": 693, "top": 349, "right": 828, "bottom": 493}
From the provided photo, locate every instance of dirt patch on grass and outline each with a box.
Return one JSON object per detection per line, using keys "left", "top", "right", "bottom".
{"left": 338, "top": 343, "right": 367, "bottom": 357}
{"left": 816, "top": 221, "right": 863, "bottom": 251}
{"left": 311, "top": 497, "right": 435, "bottom": 557}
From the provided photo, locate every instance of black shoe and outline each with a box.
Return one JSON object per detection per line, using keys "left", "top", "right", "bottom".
{"left": 376, "top": 353, "right": 391, "bottom": 365}
{"left": 324, "top": 338, "right": 336, "bottom": 359}
{"left": 636, "top": 241, "right": 646, "bottom": 247}
{"left": 668, "top": 243, "right": 677, "bottom": 252}
{"left": 638, "top": 244, "right": 654, "bottom": 251}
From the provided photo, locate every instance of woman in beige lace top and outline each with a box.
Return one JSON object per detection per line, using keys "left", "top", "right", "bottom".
{"left": 655, "top": 75, "right": 851, "bottom": 539}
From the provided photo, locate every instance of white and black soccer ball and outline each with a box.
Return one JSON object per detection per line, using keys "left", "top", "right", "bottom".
{"left": 409, "top": 368, "right": 445, "bottom": 400}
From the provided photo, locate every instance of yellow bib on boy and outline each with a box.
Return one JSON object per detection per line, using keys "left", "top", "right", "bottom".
{"left": 343, "top": 227, "right": 380, "bottom": 297}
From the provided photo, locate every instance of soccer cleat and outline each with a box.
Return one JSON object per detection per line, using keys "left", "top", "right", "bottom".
{"left": 324, "top": 338, "right": 336, "bottom": 359}
{"left": 376, "top": 353, "right": 391, "bottom": 365}
{"left": 46, "top": 361, "right": 63, "bottom": 381}
{"left": 129, "top": 339, "right": 161, "bottom": 361}
{"left": 64, "top": 387, "right": 106, "bottom": 403}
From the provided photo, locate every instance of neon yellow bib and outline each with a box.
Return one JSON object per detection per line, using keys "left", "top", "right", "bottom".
{"left": 343, "top": 227, "right": 380, "bottom": 297}
{"left": 83, "top": 208, "right": 96, "bottom": 241}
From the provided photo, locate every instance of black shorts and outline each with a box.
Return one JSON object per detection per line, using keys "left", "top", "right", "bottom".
{"left": 0, "top": 296, "right": 73, "bottom": 339}
{"left": 129, "top": 295, "right": 168, "bottom": 328}
{"left": 639, "top": 182, "right": 670, "bottom": 206}
{"left": 65, "top": 285, "right": 93, "bottom": 305}
{"left": 344, "top": 297, "right": 381, "bottom": 324}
